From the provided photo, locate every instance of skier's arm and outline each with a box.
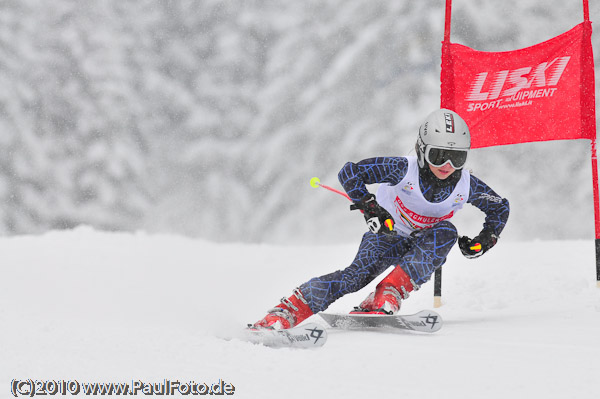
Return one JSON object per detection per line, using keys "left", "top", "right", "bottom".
{"left": 338, "top": 157, "right": 408, "bottom": 202}
{"left": 467, "top": 175, "right": 510, "bottom": 236}
{"left": 460, "top": 175, "right": 510, "bottom": 258}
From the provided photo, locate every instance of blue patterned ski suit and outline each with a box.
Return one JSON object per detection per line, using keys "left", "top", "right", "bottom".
{"left": 299, "top": 157, "right": 509, "bottom": 313}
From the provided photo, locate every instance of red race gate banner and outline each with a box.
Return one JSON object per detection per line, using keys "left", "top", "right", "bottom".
{"left": 441, "top": 21, "right": 596, "bottom": 149}
{"left": 435, "top": 5, "right": 599, "bottom": 303}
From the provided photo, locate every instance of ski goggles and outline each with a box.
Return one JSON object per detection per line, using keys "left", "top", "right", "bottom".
{"left": 425, "top": 146, "right": 469, "bottom": 169}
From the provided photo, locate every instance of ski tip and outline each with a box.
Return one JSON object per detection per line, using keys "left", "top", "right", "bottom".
{"left": 298, "top": 322, "right": 328, "bottom": 346}
{"left": 243, "top": 322, "right": 328, "bottom": 349}
{"left": 413, "top": 310, "right": 443, "bottom": 332}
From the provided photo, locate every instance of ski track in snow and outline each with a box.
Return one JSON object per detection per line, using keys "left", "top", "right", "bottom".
{"left": 1, "top": 227, "right": 599, "bottom": 398}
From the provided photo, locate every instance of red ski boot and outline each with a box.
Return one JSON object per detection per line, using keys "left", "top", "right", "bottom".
{"left": 351, "top": 266, "right": 416, "bottom": 315}
{"left": 252, "top": 288, "right": 314, "bottom": 330}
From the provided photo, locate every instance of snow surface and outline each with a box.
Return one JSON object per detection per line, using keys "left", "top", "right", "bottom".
{"left": 2, "top": 227, "right": 599, "bottom": 398}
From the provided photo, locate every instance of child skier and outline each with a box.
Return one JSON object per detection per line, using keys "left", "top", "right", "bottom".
{"left": 252, "top": 109, "right": 510, "bottom": 330}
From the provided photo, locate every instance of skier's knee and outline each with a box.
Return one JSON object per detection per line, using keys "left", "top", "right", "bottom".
{"left": 434, "top": 221, "right": 458, "bottom": 242}
{"left": 436, "top": 220, "right": 457, "bottom": 232}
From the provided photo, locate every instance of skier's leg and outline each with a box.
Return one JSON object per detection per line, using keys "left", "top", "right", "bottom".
{"left": 297, "top": 232, "right": 408, "bottom": 313}
{"left": 399, "top": 220, "right": 458, "bottom": 286}
{"left": 353, "top": 221, "right": 458, "bottom": 314}
{"left": 252, "top": 231, "right": 409, "bottom": 329}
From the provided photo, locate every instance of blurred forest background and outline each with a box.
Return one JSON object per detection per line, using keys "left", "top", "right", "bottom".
{"left": 0, "top": 0, "right": 598, "bottom": 244}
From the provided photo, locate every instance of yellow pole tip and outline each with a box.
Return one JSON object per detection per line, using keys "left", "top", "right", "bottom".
{"left": 309, "top": 177, "right": 321, "bottom": 188}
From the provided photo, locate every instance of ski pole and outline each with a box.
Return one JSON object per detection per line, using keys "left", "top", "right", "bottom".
{"left": 310, "top": 177, "right": 394, "bottom": 232}
{"left": 309, "top": 177, "right": 351, "bottom": 201}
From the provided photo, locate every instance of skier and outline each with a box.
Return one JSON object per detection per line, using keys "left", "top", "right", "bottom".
{"left": 252, "top": 109, "right": 510, "bottom": 330}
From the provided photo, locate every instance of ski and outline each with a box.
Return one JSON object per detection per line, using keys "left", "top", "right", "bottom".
{"left": 244, "top": 322, "right": 327, "bottom": 349}
{"left": 318, "top": 309, "right": 442, "bottom": 333}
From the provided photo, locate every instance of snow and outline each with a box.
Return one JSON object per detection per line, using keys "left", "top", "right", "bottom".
{"left": 1, "top": 227, "right": 599, "bottom": 398}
